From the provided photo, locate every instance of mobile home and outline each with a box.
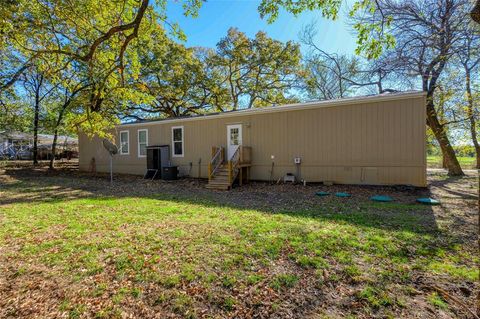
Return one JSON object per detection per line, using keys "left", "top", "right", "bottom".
{"left": 79, "top": 91, "right": 427, "bottom": 189}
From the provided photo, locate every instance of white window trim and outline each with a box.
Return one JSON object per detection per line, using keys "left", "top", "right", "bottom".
{"left": 119, "top": 130, "right": 129, "bottom": 155}
{"left": 171, "top": 126, "right": 184, "bottom": 158}
{"left": 137, "top": 129, "right": 148, "bottom": 158}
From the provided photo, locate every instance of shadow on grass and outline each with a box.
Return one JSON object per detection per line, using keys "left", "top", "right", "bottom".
{"left": 0, "top": 167, "right": 442, "bottom": 236}
{"left": 428, "top": 174, "right": 478, "bottom": 200}
{"left": 2, "top": 167, "right": 478, "bottom": 319}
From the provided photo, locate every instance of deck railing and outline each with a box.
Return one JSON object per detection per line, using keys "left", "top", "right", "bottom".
{"left": 239, "top": 146, "right": 251, "bottom": 165}
{"left": 208, "top": 145, "right": 251, "bottom": 185}
{"left": 208, "top": 146, "right": 224, "bottom": 181}
{"left": 228, "top": 146, "right": 241, "bottom": 184}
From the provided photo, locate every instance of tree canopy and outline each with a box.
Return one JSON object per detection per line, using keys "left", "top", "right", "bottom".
{"left": 209, "top": 28, "right": 302, "bottom": 110}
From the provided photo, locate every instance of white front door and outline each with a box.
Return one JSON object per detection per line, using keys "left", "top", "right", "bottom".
{"left": 227, "top": 124, "right": 242, "bottom": 160}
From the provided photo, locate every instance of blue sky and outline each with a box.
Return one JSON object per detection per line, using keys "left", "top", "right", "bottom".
{"left": 166, "top": 0, "right": 357, "bottom": 56}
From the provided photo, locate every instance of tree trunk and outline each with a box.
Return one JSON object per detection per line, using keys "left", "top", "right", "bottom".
{"left": 32, "top": 74, "right": 44, "bottom": 165}
{"left": 49, "top": 97, "right": 70, "bottom": 169}
{"left": 32, "top": 90, "right": 40, "bottom": 165}
{"left": 48, "top": 84, "right": 88, "bottom": 169}
{"left": 477, "top": 171, "right": 480, "bottom": 318}
{"left": 471, "top": 0, "right": 480, "bottom": 24}
{"left": 426, "top": 98, "right": 464, "bottom": 176}
{"left": 475, "top": 142, "right": 480, "bottom": 170}
{"left": 465, "top": 69, "right": 480, "bottom": 169}
{"left": 49, "top": 129, "right": 59, "bottom": 169}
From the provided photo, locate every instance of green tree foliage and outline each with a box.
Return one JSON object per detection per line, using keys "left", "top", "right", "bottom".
{"left": 1, "top": 0, "right": 306, "bottom": 136}
{"left": 209, "top": 28, "right": 303, "bottom": 110}
{"left": 125, "top": 28, "right": 305, "bottom": 119}
{"left": 0, "top": 0, "right": 202, "bottom": 134}
{"left": 258, "top": 0, "right": 341, "bottom": 23}
{"left": 0, "top": 93, "right": 32, "bottom": 132}
{"left": 132, "top": 41, "right": 218, "bottom": 118}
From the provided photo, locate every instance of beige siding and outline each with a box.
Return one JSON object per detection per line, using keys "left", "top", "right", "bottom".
{"left": 79, "top": 93, "right": 427, "bottom": 186}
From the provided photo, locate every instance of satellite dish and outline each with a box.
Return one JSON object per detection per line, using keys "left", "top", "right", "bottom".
{"left": 102, "top": 139, "right": 118, "bottom": 155}
{"left": 102, "top": 139, "right": 118, "bottom": 184}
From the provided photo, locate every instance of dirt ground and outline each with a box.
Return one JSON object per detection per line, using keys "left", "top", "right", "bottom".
{"left": 0, "top": 162, "right": 478, "bottom": 318}
{"left": 1, "top": 161, "right": 477, "bottom": 214}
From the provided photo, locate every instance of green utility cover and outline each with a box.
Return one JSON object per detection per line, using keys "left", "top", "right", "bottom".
{"left": 316, "top": 191, "right": 330, "bottom": 196}
{"left": 416, "top": 198, "right": 440, "bottom": 205}
{"left": 370, "top": 195, "right": 393, "bottom": 202}
{"left": 335, "top": 192, "right": 351, "bottom": 197}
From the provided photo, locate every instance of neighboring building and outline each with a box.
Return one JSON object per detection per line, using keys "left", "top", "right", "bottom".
{"left": 0, "top": 131, "right": 32, "bottom": 159}
{"left": 79, "top": 91, "right": 427, "bottom": 188}
{"left": 0, "top": 131, "right": 78, "bottom": 160}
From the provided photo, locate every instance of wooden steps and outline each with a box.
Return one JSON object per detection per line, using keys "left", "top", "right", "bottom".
{"left": 206, "top": 165, "right": 232, "bottom": 190}
{"left": 206, "top": 146, "right": 251, "bottom": 190}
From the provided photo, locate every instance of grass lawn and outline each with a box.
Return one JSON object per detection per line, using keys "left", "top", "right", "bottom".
{"left": 0, "top": 167, "right": 478, "bottom": 318}
{"left": 427, "top": 155, "right": 477, "bottom": 169}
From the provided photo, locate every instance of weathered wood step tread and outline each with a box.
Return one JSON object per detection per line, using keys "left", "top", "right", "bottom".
{"left": 205, "top": 186, "right": 230, "bottom": 190}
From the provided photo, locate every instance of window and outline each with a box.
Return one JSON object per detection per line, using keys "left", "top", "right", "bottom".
{"left": 229, "top": 127, "right": 239, "bottom": 145}
{"left": 172, "top": 126, "right": 184, "bottom": 157}
{"left": 137, "top": 129, "right": 148, "bottom": 157}
{"left": 119, "top": 130, "right": 129, "bottom": 155}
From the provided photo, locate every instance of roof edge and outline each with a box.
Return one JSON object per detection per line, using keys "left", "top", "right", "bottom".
{"left": 120, "top": 91, "right": 426, "bottom": 127}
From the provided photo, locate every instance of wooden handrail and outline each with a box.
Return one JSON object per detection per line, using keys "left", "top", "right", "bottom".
{"left": 228, "top": 160, "right": 233, "bottom": 184}
{"left": 227, "top": 146, "right": 241, "bottom": 184}
{"left": 208, "top": 146, "right": 224, "bottom": 180}
{"left": 230, "top": 145, "right": 241, "bottom": 165}
{"left": 208, "top": 146, "right": 250, "bottom": 186}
